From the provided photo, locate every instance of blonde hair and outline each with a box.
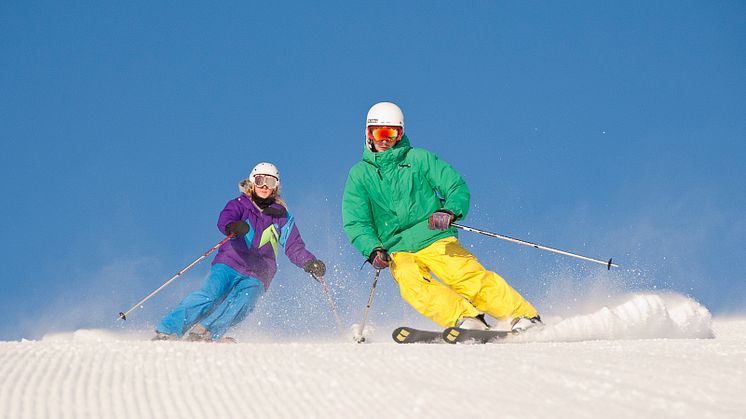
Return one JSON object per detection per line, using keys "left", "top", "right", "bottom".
{"left": 239, "top": 178, "right": 286, "bottom": 208}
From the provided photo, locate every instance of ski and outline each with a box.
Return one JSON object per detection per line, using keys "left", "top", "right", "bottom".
{"left": 392, "top": 327, "right": 443, "bottom": 344}
{"left": 442, "top": 327, "right": 513, "bottom": 344}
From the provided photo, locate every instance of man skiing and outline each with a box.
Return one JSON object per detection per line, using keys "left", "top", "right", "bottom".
{"left": 154, "top": 162, "right": 326, "bottom": 342}
{"left": 342, "top": 102, "right": 541, "bottom": 332}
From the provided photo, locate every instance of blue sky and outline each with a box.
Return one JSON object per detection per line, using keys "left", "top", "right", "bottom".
{"left": 1, "top": 1, "right": 744, "bottom": 340}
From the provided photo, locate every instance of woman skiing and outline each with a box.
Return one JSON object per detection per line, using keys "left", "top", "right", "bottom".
{"left": 154, "top": 162, "right": 326, "bottom": 342}
{"left": 342, "top": 102, "right": 541, "bottom": 332}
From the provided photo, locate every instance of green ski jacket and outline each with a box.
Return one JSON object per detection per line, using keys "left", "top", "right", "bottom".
{"left": 342, "top": 134, "right": 470, "bottom": 258}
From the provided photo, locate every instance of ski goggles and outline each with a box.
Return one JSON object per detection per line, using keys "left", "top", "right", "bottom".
{"left": 367, "top": 126, "right": 403, "bottom": 143}
{"left": 252, "top": 174, "right": 279, "bottom": 189}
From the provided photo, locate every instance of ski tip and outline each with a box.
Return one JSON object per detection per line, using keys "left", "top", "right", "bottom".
{"left": 443, "top": 328, "right": 460, "bottom": 344}
{"left": 442, "top": 327, "right": 512, "bottom": 344}
{"left": 392, "top": 327, "right": 410, "bottom": 343}
{"left": 391, "top": 327, "right": 442, "bottom": 344}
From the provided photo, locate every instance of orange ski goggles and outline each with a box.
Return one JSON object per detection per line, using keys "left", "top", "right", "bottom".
{"left": 367, "top": 126, "right": 403, "bottom": 143}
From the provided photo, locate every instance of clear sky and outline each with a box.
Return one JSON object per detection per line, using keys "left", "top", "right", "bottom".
{"left": 1, "top": 1, "right": 744, "bottom": 341}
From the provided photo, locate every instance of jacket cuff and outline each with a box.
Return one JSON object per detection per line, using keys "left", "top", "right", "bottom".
{"left": 368, "top": 247, "right": 385, "bottom": 263}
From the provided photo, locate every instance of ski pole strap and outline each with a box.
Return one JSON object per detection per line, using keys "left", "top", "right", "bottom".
{"left": 451, "top": 223, "right": 618, "bottom": 270}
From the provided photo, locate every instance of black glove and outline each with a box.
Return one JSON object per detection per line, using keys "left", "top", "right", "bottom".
{"left": 303, "top": 259, "right": 326, "bottom": 279}
{"left": 225, "top": 220, "right": 249, "bottom": 236}
{"left": 368, "top": 248, "right": 391, "bottom": 270}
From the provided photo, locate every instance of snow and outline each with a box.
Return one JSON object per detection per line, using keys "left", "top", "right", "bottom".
{"left": 1, "top": 292, "right": 745, "bottom": 419}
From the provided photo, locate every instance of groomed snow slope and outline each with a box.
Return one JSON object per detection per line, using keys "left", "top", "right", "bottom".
{"left": 1, "top": 293, "right": 744, "bottom": 419}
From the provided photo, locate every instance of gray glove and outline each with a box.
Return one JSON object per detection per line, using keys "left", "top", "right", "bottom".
{"left": 303, "top": 259, "right": 326, "bottom": 279}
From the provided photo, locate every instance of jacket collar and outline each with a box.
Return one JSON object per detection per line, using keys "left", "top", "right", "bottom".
{"left": 237, "top": 194, "right": 287, "bottom": 217}
{"left": 362, "top": 134, "right": 411, "bottom": 167}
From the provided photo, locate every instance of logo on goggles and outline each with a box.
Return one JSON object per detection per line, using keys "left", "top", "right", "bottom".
{"left": 253, "top": 174, "right": 279, "bottom": 189}
{"left": 367, "top": 126, "right": 403, "bottom": 143}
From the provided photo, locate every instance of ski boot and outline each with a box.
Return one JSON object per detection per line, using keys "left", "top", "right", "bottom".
{"left": 510, "top": 315, "right": 543, "bottom": 332}
{"left": 456, "top": 314, "right": 491, "bottom": 330}
{"left": 186, "top": 324, "right": 212, "bottom": 342}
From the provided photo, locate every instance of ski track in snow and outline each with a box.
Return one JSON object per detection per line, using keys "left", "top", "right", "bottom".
{"left": 1, "top": 292, "right": 745, "bottom": 419}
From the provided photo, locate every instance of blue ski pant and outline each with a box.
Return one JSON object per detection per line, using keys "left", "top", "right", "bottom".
{"left": 156, "top": 263, "right": 264, "bottom": 340}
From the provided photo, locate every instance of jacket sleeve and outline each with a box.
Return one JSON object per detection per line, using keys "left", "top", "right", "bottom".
{"left": 342, "top": 168, "right": 383, "bottom": 257}
{"left": 216, "top": 198, "right": 244, "bottom": 235}
{"left": 423, "top": 151, "right": 470, "bottom": 220}
{"left": 280, "top": 213, "right": 316, "bottom": 268}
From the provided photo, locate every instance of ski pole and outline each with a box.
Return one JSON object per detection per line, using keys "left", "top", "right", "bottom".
{"left": 316, "top": 275, "right": 344, "bottom": 334}
{"left": 452, "top": 223, "right": 619, "bottom": 270}
{"left": 117, "top": 234, "right": 235, "bottom": 321}
{"left": 355, "top": 269, "right": 380, "bottom": 343}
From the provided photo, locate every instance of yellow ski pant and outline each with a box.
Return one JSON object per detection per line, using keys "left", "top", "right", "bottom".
{"left": 389, "top": 237, "right": 538, "bottom": 328}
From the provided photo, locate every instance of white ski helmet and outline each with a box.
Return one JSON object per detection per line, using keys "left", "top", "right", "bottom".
{"left": 250, "top": 162, "right": 280, "bottom": 185}
{"left": 366, "top": 102, "right": 404, "bottom": 129}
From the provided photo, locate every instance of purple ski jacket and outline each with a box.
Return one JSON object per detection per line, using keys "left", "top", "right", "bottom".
{"left": 212, "top": 194, "right": 316, "bottom": 290}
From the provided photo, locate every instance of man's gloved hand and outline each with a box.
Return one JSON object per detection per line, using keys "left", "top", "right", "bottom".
{"left": 368, "top": 248, "right": 392, "bottom": 270}
{"left": 225, "top": 220, "right": 249, "bottom": 236}
{"left": 428, "top": 210, "right": 455, "bottom": 230}
{"left": 303, "top": 259, "right": 326, "bottom": 279}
